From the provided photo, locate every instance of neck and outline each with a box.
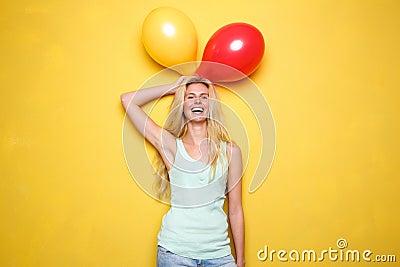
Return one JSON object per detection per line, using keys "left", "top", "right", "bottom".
{"left": 183, "top": 120, "right": 208, "bottom": 145}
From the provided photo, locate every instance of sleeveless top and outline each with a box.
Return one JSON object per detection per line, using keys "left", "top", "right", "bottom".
{"left": 157, "top": 139, "right": 231, "bottom": 259}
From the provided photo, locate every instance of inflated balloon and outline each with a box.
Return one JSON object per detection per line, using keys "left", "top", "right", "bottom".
{"left": 142, "top": 7, "right": 198, "bottom": 69}
{"left": 196, "top": 23, "right": 265, "bottom": 82}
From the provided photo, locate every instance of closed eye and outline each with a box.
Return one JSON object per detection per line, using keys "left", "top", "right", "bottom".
{"left": 185, "top": 93, "right": 209, "bottom": 100}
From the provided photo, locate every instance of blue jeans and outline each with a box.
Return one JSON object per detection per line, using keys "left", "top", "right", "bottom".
{"left": 157, "top": 246, "right": 237, "bottom": 267}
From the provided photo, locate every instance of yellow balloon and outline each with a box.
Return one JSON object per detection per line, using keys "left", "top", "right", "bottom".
{"left": 142, "top": 7, "right": 198, "bottom": 69}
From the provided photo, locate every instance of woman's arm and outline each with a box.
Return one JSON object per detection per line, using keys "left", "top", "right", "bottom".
{"left": 120, "top": 77, "right": 185, "bottom": 169}
{"left": 227, "top": 143, "right": 245, "bottom": 267}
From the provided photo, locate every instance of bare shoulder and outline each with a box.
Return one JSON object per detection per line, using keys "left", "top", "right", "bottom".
{"left": 226, "top": 142, "right": 242, "bottom": 162}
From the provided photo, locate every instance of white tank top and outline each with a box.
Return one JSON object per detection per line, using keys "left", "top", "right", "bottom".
{"left": 157, "top": 138, "right": 231, "bottom": 259}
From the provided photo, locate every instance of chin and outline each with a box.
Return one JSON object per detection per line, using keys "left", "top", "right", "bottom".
{"left": 188, "top": 116, "right": 208, "bottom": 123}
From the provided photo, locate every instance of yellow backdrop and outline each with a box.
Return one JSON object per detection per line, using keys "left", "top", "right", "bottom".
{"left": 1, "top": 0, "right": 399, "bottom": 266}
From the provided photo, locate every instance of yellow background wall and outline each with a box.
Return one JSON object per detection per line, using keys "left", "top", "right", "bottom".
{"left": 1, "top": 0, "right": 399, "bottom": 266}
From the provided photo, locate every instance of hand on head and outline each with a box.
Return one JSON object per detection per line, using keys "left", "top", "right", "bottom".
{"left": 169, "top": 75, "right": 196, "bottom": 95}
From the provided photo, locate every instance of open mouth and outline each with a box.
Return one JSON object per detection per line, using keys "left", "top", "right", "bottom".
{"left": 191, "top": 107, "right": 204, "bottom": 114}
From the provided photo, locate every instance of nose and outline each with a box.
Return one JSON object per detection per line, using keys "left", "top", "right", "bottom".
{"left": 194, "top": 97, "right": 201, "bottom": 104}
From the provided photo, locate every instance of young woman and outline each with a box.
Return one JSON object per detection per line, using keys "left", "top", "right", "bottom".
{"left": 121, "top": 75, "right": 245, "bottom": 267}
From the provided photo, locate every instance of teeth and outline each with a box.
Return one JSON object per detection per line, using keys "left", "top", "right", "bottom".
{"left": 191, "top": 107, "right": 204, "bottom": 113}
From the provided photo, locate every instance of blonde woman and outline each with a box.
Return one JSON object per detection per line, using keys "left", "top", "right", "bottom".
{"left": 121, "top": 76, "right": 245, "bottom": 267}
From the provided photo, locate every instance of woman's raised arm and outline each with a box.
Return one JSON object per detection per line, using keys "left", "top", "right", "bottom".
{"left": 120, "top": 76, "right": 186, "bottom": 169}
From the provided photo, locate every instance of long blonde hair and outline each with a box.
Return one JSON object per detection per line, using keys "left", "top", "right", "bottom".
{"left": 153, "top": 75, "right": 231, "bottom": 200}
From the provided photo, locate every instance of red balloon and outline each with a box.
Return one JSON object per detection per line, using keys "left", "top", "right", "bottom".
{"left": 196, "top": 22, "right": 265, "bottom": 82}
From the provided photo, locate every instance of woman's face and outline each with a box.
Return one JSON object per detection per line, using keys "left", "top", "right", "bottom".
{"left": 183, "top": 83, "right": 210, "bottom": 122}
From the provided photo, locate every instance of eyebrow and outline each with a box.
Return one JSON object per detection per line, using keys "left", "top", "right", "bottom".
{"left": 186, "top": 92, "right": 209, "bottom": 96}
